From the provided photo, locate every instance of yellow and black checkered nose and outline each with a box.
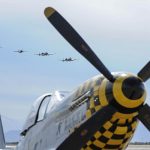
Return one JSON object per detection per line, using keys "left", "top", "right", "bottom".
{"left": 99, "top": 73, "right": 146, "bottom": 114}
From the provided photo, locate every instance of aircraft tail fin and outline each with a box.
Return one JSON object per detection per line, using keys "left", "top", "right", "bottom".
{"left": 0, "top": 115, "right": 5, "bottom": 149}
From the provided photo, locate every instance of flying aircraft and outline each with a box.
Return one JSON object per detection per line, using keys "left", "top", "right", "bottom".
{"left": 35, "top": 52, "right": 55, "bottom": 56}
{"left": 61, "top": 57, "right": 77, "bottom": 62}
{"left": 0, "top": 7, "right": 150, "bottom": 150}
{"left": 13, "top": 50, "right": 26, "bottom": 53}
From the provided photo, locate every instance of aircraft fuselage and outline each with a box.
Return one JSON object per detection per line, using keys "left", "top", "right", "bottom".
{"left": 16, "top": 72, "right": 146, "bottom": 150}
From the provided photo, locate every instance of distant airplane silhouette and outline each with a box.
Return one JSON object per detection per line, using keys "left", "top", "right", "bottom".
{"left": 35, "top": 52, "right": 55, "bottom": 56}
{"left": 61, "top": 57, "right": 77, "bottom": 62}
{"left": 13, "top": 50, "right": 27, "bottom": 53}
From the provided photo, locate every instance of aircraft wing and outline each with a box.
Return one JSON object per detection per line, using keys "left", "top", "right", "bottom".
{"left": 48, "top": 53, "right": 55, "bottom": 55}
{"left": 72, "top": 59, "right": 77, "bottom": 61}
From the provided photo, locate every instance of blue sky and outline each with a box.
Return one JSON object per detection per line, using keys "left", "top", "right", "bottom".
{"left": 0, "top": 0, "right": 150, "bottom": 142}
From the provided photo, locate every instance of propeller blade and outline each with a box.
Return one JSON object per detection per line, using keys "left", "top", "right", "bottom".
{"left": 57, "top": 105, "right": 117, "bottom": 150}
{"left": 44, "top": 7, "right": 114, "bottom": 82}
{"left": 138, "top": 104, "right": 150, "bottom": 132}
{"left": 138, "top": 61, "right": 150, "bottom": 82}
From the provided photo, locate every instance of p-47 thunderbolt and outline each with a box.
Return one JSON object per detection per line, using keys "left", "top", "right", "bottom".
{"left": 0, "top": 7, "right": 150, "bottom": 150}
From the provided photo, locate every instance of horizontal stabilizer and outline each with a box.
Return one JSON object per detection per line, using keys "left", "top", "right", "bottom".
{"left": 0, "top": 115, "right": 5, "bottom": 149}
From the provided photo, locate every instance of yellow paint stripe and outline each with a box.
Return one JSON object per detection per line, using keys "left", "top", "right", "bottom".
{"left": 103, "top": 121, "right": 113, "bottom": 130}
{"left": 94, "top": 131, "right": 101, "bottom": 139}
{"left": 110, "top": 116, "right": 118, "bottom": 122}
{"left": 114, "top": 126, "right": 128, "bottom": 134}
{"left": 118, "top": 118, "right": 126, "bottom": 124}
{"left": 119, "top": 143, "right": 126, "bottom": 149}
{"left": 86, "top": 110, "right": 92, "bottom": 119}
{"left": 125, "top": 131, "right": 133, "bottom": 139}
{"left": 113, "top": 75, "right": 146, "bottom": 108}
{"left": 87, "top": 141, "right": 92, "bottom": 146}
{"left": 90, "top": 98, "right": 95, "bottom": 108}
{"left": 131, "top": 121, "right": 138, "bottom": 129}
{"left": 93, "top": 140, "right": 105, "bottom": 148}
{"left": 103, "top": 130, "right": 113, "bottom": 138}
{"left": 95, "top": 105, "right": 102, "bottom": 111}
{"left": 128, "top": 118, "right": 133, "bottom": 123}
{"left": 99, "top": 79, "right": 109, "bottom": 106}
{"left": 85, "top": 146, "right": 92, "bottom": 150}
{"left": 114, "top": 112, "right": 138, "bottom": 119}
{"left": 44, "top": 7, "right": 55, "bottom": 18}
{"left": 107, "top": 139, "right": 123, "bottom": 145}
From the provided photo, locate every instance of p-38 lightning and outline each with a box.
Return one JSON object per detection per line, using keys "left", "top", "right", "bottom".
{"left": 0, "top": 7, "right": 150, "bottom": 150}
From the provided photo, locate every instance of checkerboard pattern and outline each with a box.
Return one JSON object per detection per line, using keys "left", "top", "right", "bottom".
{"left": 81, "top": 118, "right": 137, "bottom": 150}
{"left": 71, "top": 75, "right": 138, "bottom": 150}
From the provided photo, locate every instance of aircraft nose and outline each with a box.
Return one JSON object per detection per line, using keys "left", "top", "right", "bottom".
{"left": 99, "top": 73, "right": 147, "bottom": 114}
{"left": 122, "top": 77, "right": 145, "bottom": 100}
{"left": 112, "top": 75, "right": 146, "bottom": 111}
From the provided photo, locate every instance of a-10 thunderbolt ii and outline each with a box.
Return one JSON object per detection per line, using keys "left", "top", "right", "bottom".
{"left": 0, "top": 7, "right": 150, "bottom": 150}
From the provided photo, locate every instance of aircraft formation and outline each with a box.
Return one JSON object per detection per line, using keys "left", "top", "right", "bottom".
{"left": 0, "top": 6, "right": 150, "bottom": 150}
{"left": 0, "top": 46, "right": 77, "bottom": 62}
{"left": 14, "top": 49, "right": 54, "bottom": 56}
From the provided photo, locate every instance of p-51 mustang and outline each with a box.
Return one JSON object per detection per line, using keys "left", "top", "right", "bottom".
{"left": 1, "top": 7, "right": 150, "bottom": 150}
{"left": 61, "top": 57, "right": 77, "bottom": 62}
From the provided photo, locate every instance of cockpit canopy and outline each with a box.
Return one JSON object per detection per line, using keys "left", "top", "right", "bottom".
{"left": 21, "top": 91, "right": 70, "bottom": 135}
